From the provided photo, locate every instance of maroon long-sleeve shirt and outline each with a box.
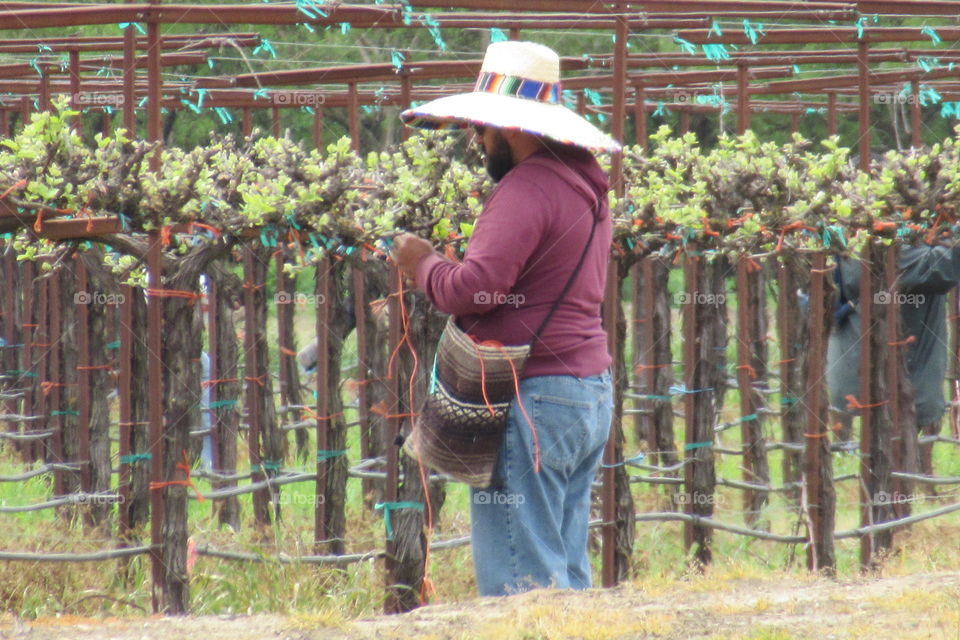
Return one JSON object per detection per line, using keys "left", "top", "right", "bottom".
{"left": 416, "top": 145, "right": 613, "bottom": 379}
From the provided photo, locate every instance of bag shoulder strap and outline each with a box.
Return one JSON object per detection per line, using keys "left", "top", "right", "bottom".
{"left": 520, "top": 155, "right": 602, "bottom": 345}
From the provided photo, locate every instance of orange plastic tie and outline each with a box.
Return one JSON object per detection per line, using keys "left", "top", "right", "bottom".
{"left": 736, "top": 364, "right": 758, "bottom": 379}
{"left": 146, "top": 288, "right": 202, "bottom": 305}
{"left": 149, "top": 449, "right": 205, "bottom": 502}
{"left": 0, "top": 178, "right": 26, "bottom": 200}
{"left": 845, "top": 394, "right": 888, "bottom": 411}
{"left": 201, "top": 377, "right": 239, "bottom": 388}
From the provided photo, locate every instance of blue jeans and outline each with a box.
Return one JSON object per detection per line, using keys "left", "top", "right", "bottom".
{"left": 470, "top": 370, "right": 613, "bottom": 596}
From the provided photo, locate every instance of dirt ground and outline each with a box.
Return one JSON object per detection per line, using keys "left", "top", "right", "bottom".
{"left": 2, "top": 571, "right": 958, "bottom": 640}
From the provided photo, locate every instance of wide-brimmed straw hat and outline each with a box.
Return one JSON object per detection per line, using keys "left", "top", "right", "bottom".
{"left": 400, "top": 41, "right": 621, "bottom": 152}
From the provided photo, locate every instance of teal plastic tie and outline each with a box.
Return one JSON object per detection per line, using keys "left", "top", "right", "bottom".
{"left": 684, "top": 441, "right": 713, "bottom": 451}
{"left": 120, "top": 453, "right": 152, "bottom": 465}
{"left": 702, "top": 44, "right": 730, "bottom": 61}
{"left": 105, "top": 340, "right": 121, "bottom": 350}
{"left": 428, "top": 351, "right": 439, "bottom": 395}
{"left": 375, "top": 501, "right": 424, "bottom": 541}
{"left": 214, "top": 107, "right": 233, "bottom": 125}
{"left": 922, "top": 26, "right": 941, "bottom": 46}
{"left": 317, "top": 449, "right": 347, "bottom": 462}
{"left": 780, "top": 396, "right": 799, "bottom": 406}
{"left": 674, "top": 36, "right": 697, "bottom": 55}
{"left": 722, "top": 413, "right": 757, "bottom": 428}
{"left": 252, "top": 38, "right": 278, "bottom": 59}
{"left": 490, "top": 27, "right": 508, "bottom": 43}
{"left": 209, "top": 399, "right": 238, "bottom": 409}
{"left": 118, "top": 22, "right": 146, "bottom": 35}
{"left": 260, "top": 227, "right": 279, "bottom": 248}
{"left": 742, "top": 19, "right": 763, "bottom": 45}
{"left": 637, "top": 394, "right": 672, "bottom": 402}
{"left": 253, "top": 460, "right": 282, "bottom": 472}
{"left": 50, "top": 410, "right": 80, "bottom": 416}
{"left": 601, "top": 452, "right": 646, "bottom": 469}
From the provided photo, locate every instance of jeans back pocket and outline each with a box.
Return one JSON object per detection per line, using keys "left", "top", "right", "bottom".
{"left": 531, "top": 393, "right": 593, "bottom": 475}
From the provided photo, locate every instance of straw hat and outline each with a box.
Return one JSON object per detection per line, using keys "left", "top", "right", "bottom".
{"left": 400, "top": 41, "right": 621, "bottom": 152}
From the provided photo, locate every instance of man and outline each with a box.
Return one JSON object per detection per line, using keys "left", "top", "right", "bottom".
{"left": 391, "top": 40, "right": 618, "bottom": 596}
{"left": 827, "top": 244, "right": 960, "bottom": 476}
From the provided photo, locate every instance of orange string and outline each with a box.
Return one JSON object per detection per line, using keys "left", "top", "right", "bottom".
{"left": 495, "top": 344, "right": 539, "bottom": 474}
{"left": 736, "top": 364, "right": 758, "bottom": 379}
{"left": 76, "top": 364, "right": 112, "bottom": 370}
{"left": 775, "top": 221, "right": 812, "bottom": 252}
{"left": 0, "top": 178, "right": 26, "bottom": 200}
{"left": 804, "top": 432, "right": 828, "bottom": 438}
{"left": 302, "top": 408, "right": 343, "bottom": 422}
{"left": 845, "top": 394, "right": 888, "bottom": 411}
{"left": 280, "top": 346, "right": 297, "bottom": 357}
{"left": 245, "top": 375, "right": 265, "bottom": 387}
{"left": 634, "top": 363, "right": 668, "bottom": 371}
{"left": 146, "top": 288, "right": 202, "bottom": 304}
{"left": 149, "top": 449, "right": 205, "bottom": 502}
{"left": 242, "top": 282, "right": 264, "bottom": 290}
{"left": 190, "top": 221, "right": 220, "bottom": 237}
{"left": 33, "top": 209, "right": 43, "bottom": 233}
{"left": 40, "top": 381, "right": 73, "bottom": 395}
{"left": 468, "top": 337, "right": 495, "bottom": 418}
{"left": 772, "top": 358, "right": 796, "bottom": 365}
{"left": 201, "top": 377, "right": 239, "bottom": 388}
{"left": 289, "top": 229, "right": 305, "bottom": 261}
{"left": 888, "top": 335, "right": 917, "bottom": 347}
{"left": 392, "top": 269, "right": 434, "bottom": 606}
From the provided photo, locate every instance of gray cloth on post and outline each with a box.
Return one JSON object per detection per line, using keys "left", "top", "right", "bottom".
{"left": 827, "top": 244, "right": 960, "bottom": 428}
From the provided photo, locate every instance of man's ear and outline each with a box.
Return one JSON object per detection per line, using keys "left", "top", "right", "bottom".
{"left": 500, "top": 129, "right": 540, "bottom": 163}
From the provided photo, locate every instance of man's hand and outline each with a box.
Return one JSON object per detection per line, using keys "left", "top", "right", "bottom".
{"left": 391, "top": 233, "right": 436, "bottom": 286}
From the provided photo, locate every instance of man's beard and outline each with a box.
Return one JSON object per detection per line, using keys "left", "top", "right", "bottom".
{"left": 485, "top": 130, "right": 515, "bottom": 182}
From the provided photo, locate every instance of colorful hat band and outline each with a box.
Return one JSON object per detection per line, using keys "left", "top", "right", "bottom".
{"left": 474, "top": 71, "right": 560, "bottom": 104}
